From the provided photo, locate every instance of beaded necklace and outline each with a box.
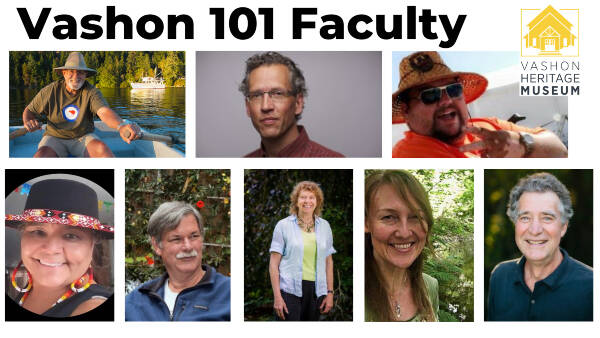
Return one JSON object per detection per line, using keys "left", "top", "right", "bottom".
{"left": 11, "top": 261, "right": 94, "bottom": 307}
{"left": 298, "top": 216, "right": 315, "bottom": 233}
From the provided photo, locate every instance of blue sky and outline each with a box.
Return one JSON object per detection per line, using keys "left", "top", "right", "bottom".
{"left": 392, "top": 51, "right": 519, "bottom": 91}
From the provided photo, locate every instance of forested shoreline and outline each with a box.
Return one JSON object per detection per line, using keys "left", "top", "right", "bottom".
{"left": 9, "top": 51, "right": 185, "bottom": 89}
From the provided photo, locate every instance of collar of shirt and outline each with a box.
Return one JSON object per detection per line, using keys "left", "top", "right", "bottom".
{"left": 292, "top": 214, "right": 322, "bottom": 226}
{"left": 257, "top": 125, "right": 309, "bottom": 157}
{"left": 140, "top": 264, "right": 215, "bottom": 295}
{"left": 513, "top": 247, "right": 570, "bottom": 291}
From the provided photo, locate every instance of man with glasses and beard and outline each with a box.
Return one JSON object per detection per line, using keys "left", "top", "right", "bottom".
{"left": 125, "top": 202, "right": 230, "bottom": 321}
{"left": 21, "top": 52, "right": 141, "bottom": 157}
{"left": 391, "top": 51, "right": 567, "bottom": 158}
{"left": 239, "top": 52, "right": 344, "bottom": 157}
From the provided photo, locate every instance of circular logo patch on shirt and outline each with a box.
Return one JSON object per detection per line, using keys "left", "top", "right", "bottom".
{"left": 62, "top": 104, "right": 80, "bottom": 122}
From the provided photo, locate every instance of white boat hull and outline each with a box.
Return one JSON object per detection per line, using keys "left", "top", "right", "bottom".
{"left": 130, "top": 83, "right": 166, "bottom": 89}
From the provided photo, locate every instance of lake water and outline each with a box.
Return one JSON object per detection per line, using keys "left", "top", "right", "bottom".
{"left": 9, "top": 87, "right": 186, "bottom": 153}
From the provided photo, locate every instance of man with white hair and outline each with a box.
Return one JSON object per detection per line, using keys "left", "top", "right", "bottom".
{"left": 22, "top": 51, "right": 141, "bottom": 157}
{"left": 487, "top": 173, "right": 592, "bottom": 321}
{"left": 125, "top": 201, "right": 230, "bottom": 321}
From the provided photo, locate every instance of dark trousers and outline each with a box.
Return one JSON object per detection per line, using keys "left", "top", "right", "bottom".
{"left": 278, "top": 280, "right": 324, "bottom": 321}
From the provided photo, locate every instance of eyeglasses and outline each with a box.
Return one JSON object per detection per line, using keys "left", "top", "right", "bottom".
{"left": 246, "top": 89, "right": 295, "bottom": 104}
{"left": 414, "top": 83, "right": 463, "bottom": 105}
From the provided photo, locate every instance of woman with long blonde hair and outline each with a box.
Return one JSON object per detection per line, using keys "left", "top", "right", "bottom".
{"left": 365, "top": 170, "right": 438, "bottom": 321}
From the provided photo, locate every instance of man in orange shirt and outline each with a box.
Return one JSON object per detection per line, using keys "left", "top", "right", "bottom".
{"left": 391, "top": 52, "right": 567, "bottom": 158}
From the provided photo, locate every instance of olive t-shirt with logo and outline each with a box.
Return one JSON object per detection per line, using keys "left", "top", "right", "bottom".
{"left": 26, "top": 80, "right": 109, "bottom": 139}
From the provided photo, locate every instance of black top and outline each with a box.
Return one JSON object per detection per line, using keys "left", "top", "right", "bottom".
{"left": 15, "top": 284, "right": 111, "bottom": 318}
{"left": 487, "top": 248, "right": 593, "bottom": 321}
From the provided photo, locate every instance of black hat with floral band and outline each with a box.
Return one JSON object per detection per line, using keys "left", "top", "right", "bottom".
{"left": 5, "top": 179, "right": 114, "bottom": 237}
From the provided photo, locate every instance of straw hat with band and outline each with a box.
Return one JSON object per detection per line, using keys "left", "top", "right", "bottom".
{"left": 6, "top": 179, "right": 113, "bottom": 237}
{"left": 53, "top": 52, "right": 97, "bottom": 78}
{"left": 392, "top": 51, "right": 488, "bottom": 124}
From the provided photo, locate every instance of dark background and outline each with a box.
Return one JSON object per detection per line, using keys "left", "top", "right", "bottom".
{"left": 484, "top": 169, "right": 593, "bottom": 318}
{"left": 5, "top": 169, "right": 114, "bottom": 321}
{"left": 244, "top": 169, "right": 353, "bottom": 321}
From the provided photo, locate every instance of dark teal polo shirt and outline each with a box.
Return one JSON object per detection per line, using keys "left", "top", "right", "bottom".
{"left": 487, "top": 248, "right": 592, "bottom": 321}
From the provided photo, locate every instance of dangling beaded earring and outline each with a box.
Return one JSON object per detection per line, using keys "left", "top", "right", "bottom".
{"left": 54, "top": 266, "right": 94, "bottom": 306}
{"left": 71, "top": 266, "right": 94, "bottom": 293}
{"left": 11, "top": 261, "right": 32, "bottom": 292}
{"left": 11, "top": 261, "right": 33, "bottom": 306}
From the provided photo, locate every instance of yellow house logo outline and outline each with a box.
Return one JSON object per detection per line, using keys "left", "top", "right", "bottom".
{"left": 522, "top": 5, "right": 578, "bottom": 57}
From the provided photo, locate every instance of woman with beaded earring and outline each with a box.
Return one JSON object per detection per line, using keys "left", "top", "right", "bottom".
{"left": 268, "top": 181, "right": 336, "bottom": 321}
{"left": 6, "top": 176, "right": 113, "bottom": 318}
{"left": 364, "top": 170, "right": 439, "bottom": 322}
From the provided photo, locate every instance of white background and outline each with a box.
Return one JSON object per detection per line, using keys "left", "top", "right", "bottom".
{"left": 1, "top": 0, "right": 599, "bottom": 336}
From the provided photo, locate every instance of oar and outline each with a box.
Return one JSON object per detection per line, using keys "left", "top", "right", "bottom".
{"left": 9, "top": 125, "right": 45, "bottom": 140}
{"left": 123, "top": 130, "right": 185, "bottom": 144}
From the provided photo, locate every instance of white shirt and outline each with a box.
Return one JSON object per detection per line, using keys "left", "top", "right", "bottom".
{"left": 163, "top": 278, "right": 180, "bottom": 315}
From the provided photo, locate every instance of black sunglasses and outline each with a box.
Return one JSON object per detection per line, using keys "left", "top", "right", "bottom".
{"left": 415, "top": 83, "right": 463, "bottom": 105}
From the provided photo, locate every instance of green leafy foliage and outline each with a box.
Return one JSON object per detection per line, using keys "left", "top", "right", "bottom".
{"left": 125, "top": 169, "right": 230, "bottom": 292}
{"left": 9, "top": 51, "right": 185, "bottom": 89}
{"left": 413, "top": 169, "right": 474, "bottom": 322}
{"left": 365, "top": 169, "right": 474, "bottom": 322}
{"left": 244, "top": 170, "right": 353, "bottom": 321}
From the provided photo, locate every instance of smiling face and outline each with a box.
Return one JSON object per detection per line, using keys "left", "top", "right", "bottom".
{"left": 403, "top": 77, "right": 469, "bottom": 143}
{"left": 245, "top": 64, "right": 303, "bottom": 142}
{"left": 62, "top": 69, "right": 87, "bottom": 93}
{"left": 297, "top": 189, "right": 317, "bottom": 217}
{"left": 152, "top": 213, "right": 204, "bottom": 277}
{"left": 20, "top": 223, "right": 94, "bottom": 290}
{"left": 514, "top": 191, "right": 567, "bottom": 266}
{"left": 365, "top": 184, "right": 428, "bottom": 272}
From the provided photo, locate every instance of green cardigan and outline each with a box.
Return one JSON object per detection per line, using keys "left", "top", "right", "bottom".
{"left": 365, "top": 272, "right": 439, "bottom": 322}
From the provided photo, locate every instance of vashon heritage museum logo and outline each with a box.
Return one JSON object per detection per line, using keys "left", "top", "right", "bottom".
{"left": 520, "top": 5, "right": 580, "bottom": 96}
{"left": 522, "top": 5, "right": 578, "bottom": 57}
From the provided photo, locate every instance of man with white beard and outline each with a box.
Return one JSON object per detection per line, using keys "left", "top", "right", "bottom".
{"left": 21, "top": 51, "right": 141, "bottom": 157}
{"left": 125, "top": 202, "right": 231, "bottom": 321}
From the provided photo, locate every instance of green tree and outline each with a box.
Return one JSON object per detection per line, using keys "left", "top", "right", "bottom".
{"left": 22, "top": 54, "right": 41, "bottom": 88}
{"left": 10, "top": 51, "right": 186, "bottom": 88}
{"left": 414, "top": 169, "right": 474, "bottom": 322}
{"left": 96, "top": 55, "right": 119, "bottom": 88}
{"left": 159, "top": 51, "right": 184, "bottom": 86}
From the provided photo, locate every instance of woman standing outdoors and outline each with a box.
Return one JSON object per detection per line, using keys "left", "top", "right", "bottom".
{"left": 365, "top": 170, "right": 439, "bottom": 321}
{"left": 6, "top": 177, "right": 113, "bottom": 318}
{"left": 269, "top": 181, "right": 336, "bottom": 321}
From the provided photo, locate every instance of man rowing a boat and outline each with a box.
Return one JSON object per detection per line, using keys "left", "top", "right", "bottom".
{"left": 391, "top": 51, "right": 568, "bottom": 158}
{"left": 22, "top": 52, "right": 141, "bottom": 157}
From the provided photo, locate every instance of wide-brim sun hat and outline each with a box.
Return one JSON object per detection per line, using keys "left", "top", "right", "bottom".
{"left": 5, "top": 178, "right": 113, "bottom": 237}
{"left": 53, "top": 51, "right": 97, "bottom": 77}
{"left": 392, "top": 51, "right": 488, "bottom": 124}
